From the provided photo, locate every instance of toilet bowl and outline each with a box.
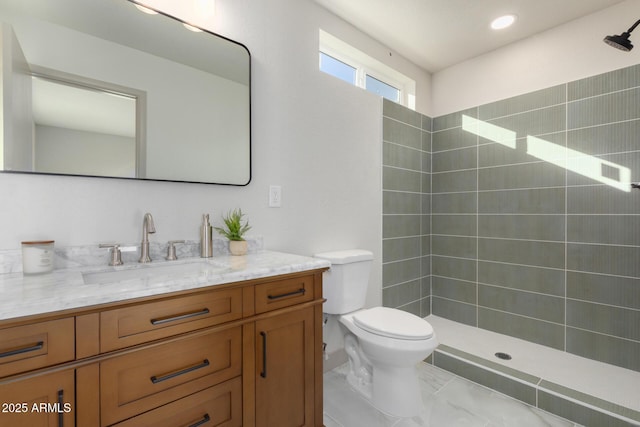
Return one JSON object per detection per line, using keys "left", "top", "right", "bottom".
{"left": 339, "top": 307, "right": 437, "bottom": 417}
{"left": 314, "top": 250, "right": 438, "bottom": 418}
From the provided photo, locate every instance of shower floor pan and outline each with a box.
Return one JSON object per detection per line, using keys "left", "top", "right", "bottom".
{"left": 427, "top": 315, "right": 640, "bottom": 427}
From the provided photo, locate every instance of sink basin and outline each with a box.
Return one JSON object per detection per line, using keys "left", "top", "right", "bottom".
{"left": 82, "top": 260, "right": 227, "bottom": 285}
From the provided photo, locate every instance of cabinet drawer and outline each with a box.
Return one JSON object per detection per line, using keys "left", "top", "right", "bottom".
{"left": 0, "top": 318, "right": 74, "bottom": 378}
{"left": 114, "top": 377, "right": 242, "bottom": 427}
{"left": 255, "top": 276, "right": 314, "bottom": 314}
{"left": 100, "top": 287, "right": 243, "bottom": 352}
{"left": 101, "top": 326, "right": 242, "bottom": 426}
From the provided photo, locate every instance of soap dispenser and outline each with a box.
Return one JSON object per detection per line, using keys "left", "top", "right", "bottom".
{"left": 200, "top": 214, "right": 213, "bottom": 258}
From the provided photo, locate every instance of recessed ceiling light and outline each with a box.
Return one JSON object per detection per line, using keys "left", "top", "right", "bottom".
{"left": 183, "top": 23, "right": 203, "bottom": 32}
{"left": 491, "top": 14, "right": 517, "bottom": 30}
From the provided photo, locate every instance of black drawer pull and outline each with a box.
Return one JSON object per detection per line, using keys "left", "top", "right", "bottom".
{"left": 260, "top": 331, "right": 267, "bottom": 378}
{"left": 0, "top": 341, "right": 44, "bottom": 358}
{"left": 188, "top": 413, "right": 210, "bottom": 427}
{"left": 267, "top": 288, "right": 305, "bottom": 300}
{"left": 150, "top": 308, "right": 210, "bottom": 325}
{"left": 150, "top": 359, "right": 210, "bottom": 384}
{"left": 58, "top": 389, "right": 64, "bottom": 427}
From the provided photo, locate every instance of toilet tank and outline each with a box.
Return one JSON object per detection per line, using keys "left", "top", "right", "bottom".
{"left": 314, "top": 249, "right": 373, "bottom": 314}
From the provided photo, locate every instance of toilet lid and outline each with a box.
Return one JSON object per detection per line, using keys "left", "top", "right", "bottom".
{"left": 353, "top": 307, "right": 433, "bottom": 340}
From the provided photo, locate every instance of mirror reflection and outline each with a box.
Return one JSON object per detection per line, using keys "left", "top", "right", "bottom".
{"left": 31, "top": 74, "right": 138, "bottom": 178}
{"left": 0, "top": 0, "right": 251, "bottom": 185}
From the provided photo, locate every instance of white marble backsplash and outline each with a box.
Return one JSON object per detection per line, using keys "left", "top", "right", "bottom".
{"left": 0, "top": 251, "right": 22, "bottom": 274}
{"left": 0, "top": 236, "right": 263, "bottom": 274}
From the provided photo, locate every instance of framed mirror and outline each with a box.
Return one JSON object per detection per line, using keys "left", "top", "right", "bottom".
{"left": 0, "top": 0, "right": 251, "bottom": 185}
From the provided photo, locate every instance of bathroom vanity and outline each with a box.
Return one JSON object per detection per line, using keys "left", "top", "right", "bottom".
{"left": 0, "top": 251, "right": 329, "bottom": 427}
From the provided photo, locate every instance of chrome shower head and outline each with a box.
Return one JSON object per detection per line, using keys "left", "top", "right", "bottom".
{"left": 604, "top": 19, "right": 640, "bottom": 52}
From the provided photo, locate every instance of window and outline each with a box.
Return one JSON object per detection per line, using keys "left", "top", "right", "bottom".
{"left": 319, "top": 52, "right": 356, "bottom": 85}
{"left": 365, "top": 75, "right": 399, "bottom": 102}
{"left": 319, "top": 30, "right": 415, "bottom": 109}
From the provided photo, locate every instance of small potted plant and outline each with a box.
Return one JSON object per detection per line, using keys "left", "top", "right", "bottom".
{"left": 214, "top": 208, "right": 251, "bottom": 255}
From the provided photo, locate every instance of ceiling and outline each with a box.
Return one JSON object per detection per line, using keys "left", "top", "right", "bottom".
{"left": 313, "top": 0, "right": 626, "bottom": 73}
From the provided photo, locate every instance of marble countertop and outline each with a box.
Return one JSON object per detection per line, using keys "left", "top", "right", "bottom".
{"left": 0, "top": 251, "right": 331, "bottom": 322}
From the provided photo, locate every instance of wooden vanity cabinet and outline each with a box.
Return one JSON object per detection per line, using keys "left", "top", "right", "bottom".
{"left": 0, "top": 268, "right": 326, "bottom": 427}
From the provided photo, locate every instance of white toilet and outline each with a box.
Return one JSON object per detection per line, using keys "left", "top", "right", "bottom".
{"left": 315, "top": 249, "right": 438, "bottom": 418}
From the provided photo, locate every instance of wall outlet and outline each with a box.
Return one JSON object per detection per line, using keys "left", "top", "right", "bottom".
{"left": 269, "top": 185, "right": 282, "bottom": 207}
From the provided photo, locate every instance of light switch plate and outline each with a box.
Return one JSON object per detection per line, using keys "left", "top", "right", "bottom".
{"left": 269, "top": 185, "right": 282, "bottom": 207}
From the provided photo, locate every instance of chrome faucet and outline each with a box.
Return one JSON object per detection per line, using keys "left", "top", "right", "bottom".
{"left": 139, "top": 212, "right": 156, "bottom": 263}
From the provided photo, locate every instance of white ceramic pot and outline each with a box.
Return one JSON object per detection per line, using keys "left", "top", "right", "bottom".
{"left": 229, "top": 240, "right": 248, "bottom": 256}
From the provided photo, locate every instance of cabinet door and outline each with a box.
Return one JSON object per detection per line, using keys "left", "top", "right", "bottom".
{"left": 255, "top": 307, "right": 315, "bottom": 427}
{"left": 0, "top": 369, "right": 74, "bottom": 427}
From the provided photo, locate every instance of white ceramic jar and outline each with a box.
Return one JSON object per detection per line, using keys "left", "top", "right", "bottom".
{"left": 21, "top": 240, "right": 55, "bottom": 274}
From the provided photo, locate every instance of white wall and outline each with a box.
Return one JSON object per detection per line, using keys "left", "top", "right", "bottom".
{"left": 0, "top": 0, "right": 437, "bottom": 310}
{"left": 34, "top": 125, "right": 135, "bottom": 177}
{"left": 432, "top": 0, "right": 640, "bottom": 117}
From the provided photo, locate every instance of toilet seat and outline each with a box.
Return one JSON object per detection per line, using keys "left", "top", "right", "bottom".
{"left": 353, "top": 307, "right": 433, "bottom": 340}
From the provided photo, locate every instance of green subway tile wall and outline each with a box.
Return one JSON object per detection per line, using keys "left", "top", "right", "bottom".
{"left": 382, "top": 99, "right": 432, "bottom": 317}
{"left": 383, "top": 63, "right": 640, "bottom": 372}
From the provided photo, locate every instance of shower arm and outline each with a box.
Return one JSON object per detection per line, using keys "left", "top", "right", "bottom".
{"left": 625, "top": 19, "right": 640, "bottom": 35}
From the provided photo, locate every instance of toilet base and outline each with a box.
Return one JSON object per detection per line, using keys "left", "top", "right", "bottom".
{"left": 343, "top": 333, "right": 424, "bottom": 418}
{"left": 344, "top": 334, "right": 373, "bottom": 399}
{"left": 371, "top": 364, "right": 422, "bottom": 417}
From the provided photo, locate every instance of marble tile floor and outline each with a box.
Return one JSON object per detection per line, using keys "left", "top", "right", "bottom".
{"left": 323, "top": 363, "right": 583, "bottom": 427}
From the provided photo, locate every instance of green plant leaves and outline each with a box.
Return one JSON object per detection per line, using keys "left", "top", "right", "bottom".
{"left": 214, "top": 208, "right": 251, "bottom": 241}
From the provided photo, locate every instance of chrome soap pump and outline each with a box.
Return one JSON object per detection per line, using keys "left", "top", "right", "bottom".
{"left": 200, "top": 214, "right": 213, "bottom": 258}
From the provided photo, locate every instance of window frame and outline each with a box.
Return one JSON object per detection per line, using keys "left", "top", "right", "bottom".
{"left": 319, "top": 30, "right": 415, "bottom": 109}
